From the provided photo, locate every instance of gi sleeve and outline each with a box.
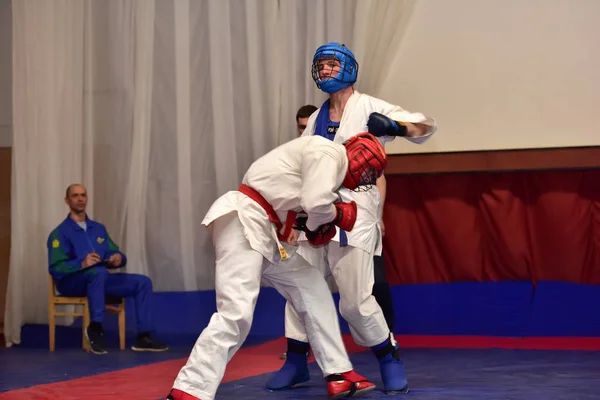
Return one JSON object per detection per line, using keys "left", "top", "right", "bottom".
{"left": 367, "top": 96, "right": 437, "bottom": 145}
{"left": 300, "top": 141, "right": 348, "bottom": 231}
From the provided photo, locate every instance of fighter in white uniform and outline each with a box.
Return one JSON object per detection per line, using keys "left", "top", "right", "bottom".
{"left": 166, "top": 133, "right": 387, "bottom": 400}
{"left": 266, "top": 42, "right": 437, "bottom": 394}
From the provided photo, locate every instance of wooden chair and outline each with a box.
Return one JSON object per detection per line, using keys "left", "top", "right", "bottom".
{"left": 48, "top": 275, "right": 126, "bottom": 352}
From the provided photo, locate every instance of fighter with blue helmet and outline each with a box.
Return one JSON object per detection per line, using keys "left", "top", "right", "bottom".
{"left": 266, "top": 42, "right": 437, "bottom": 395}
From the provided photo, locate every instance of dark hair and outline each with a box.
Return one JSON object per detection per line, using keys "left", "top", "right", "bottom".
{"left": 296, "top": 105, "right": 318, "bottom": 122}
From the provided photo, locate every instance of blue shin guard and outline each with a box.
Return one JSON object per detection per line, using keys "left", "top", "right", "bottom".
{"left": 372, "top": 338, "right": 409, "bottom": 394}
{"left": 266, "top": 339, "right": 310, "bottom": 390}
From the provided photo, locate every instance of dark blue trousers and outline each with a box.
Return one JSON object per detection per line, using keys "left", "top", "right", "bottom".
{"left": 373, "top": 254, "right": 395, "bottom": 332}
{"left": 56, "top": 266, "right": 154, "bottom": 333}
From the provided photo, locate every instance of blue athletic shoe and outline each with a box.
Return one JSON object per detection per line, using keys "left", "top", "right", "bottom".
{"left": 372, "top": 338, "right": 409, "bottom": 394}
{"left": 266, "top": 339, "right": 310, "bottom": 390}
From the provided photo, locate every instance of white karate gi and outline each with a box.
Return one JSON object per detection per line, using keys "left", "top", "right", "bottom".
{"left": 172, "top": 135, "right": 357, "bottom": 400}
{"left": 284, "top": 91, "right": 437, "bottom": 347}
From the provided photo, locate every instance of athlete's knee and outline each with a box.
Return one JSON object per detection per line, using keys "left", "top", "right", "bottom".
{"left": 231, "top": 308, "right": 255, "bottom": 340}
{"left": 338, "top": 296, "right": 364, "bottom": 323}
{"left": 221, "top": 296, "right": 256, "bottom": 339}
{"left": 287, "top": 294, "right": 311, "bottom": 317}
{"left": 237, "top": 299, "right": 256, "bottom": 322}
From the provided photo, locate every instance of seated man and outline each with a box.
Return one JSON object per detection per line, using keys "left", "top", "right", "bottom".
{"left": 47, "top": 183, "right": 168, "bottom": 355}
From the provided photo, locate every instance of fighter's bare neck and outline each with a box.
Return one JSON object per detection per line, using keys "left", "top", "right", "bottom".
{"left": 328, "top": 87, "right": 354, "bottom": 123}
{"left": 69, "top": 211, "right": 86, "bottom": 223}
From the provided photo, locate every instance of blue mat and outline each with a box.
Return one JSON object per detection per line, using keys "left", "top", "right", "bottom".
{"left": 217, "top": 348, "right": 600, "bottom": 399}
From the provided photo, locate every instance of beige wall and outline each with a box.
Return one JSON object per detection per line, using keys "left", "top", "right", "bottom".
{"left": 381, "top": 0, "right": 600, "bottom": 154}
{"left": 0, "top": 0, "right": 11, "bottom": 148}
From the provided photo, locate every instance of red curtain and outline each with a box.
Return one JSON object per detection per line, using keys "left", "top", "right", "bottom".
{"left": 382, "top": 169, "right": 600, "bottom": 285}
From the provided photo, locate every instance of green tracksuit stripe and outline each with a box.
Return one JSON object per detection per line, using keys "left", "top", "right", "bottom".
{"left": 49, "top": 229, "right": 80, "bottom": 275}
{"left": 107, "top": 234, "right": 120, "bottom": 252}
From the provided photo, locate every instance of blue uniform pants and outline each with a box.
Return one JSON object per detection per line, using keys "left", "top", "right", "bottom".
{"left": 56, "top": 266, "right": 154, "bottom": 333}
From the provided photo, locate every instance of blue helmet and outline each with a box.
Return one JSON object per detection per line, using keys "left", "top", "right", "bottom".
{"left": 311, "top": 42, "right": 359, "bottom": 94}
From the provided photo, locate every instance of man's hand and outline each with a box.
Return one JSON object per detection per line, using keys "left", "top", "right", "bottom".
{"left": 286, "top": 229, "right": 299, "bottom": 246}
{"left": 107, "top": 253, "right": 123, "bottom": 267}
{"left": 82, "top": 251, "right": 101, "bottom": 268}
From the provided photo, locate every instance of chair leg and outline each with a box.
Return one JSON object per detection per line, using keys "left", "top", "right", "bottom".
{"left": 82, "top": 302, "right": 90, "bottom": 352}
{"left": 48, "top": 306, "right": 56, "bottom": 352}
{"left": 118, "top": 308, "right": 126, "bottom": 350}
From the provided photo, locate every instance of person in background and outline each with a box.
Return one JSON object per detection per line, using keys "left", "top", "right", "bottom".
{"left": 47, "top": 184, "right": 168, "bottom": 355}
{"left": 296, "top": 104, "right": 318, "bottom": 136}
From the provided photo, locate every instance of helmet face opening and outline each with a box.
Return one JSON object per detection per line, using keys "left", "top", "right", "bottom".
{"left": 359, "top": 166, "right": 378, "bottom": 186}
{"left": 314, "top": 58, "right": 342, "bottom": 81}
{"left": 311, "top": 43, "right": 358, "bottom": 94}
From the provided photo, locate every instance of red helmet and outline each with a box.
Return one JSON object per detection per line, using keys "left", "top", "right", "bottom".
{"left": 342, "top": 133, "right": 387, "bottom": 190}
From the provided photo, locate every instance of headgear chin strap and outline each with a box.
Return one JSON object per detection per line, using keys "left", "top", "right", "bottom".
{"left": 312, "top": 42, "right": 359, "bottom": 94}
{"left": 342, "top": 133, "right": 387, "bottom": 190}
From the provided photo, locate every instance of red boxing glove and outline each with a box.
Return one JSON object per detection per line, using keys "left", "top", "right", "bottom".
{"left": 294, "top": 216, "right": 336, "bottom": 247}
{"left": 305, "top": 223, "right": 336, "bottom": 247}
{"left": 334, "top": 201, "right": 357, "bottom": 231}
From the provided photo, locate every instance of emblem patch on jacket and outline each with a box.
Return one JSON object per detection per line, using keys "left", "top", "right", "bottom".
{"left": 97, "top": 237, "right": 105, "bottom": 244}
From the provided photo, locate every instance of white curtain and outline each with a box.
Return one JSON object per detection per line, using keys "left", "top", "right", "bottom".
{"left": 352, "top": 0, "right": 417, "bottom": 95}
{"left": 5, "top": 0, "right": 416, "bottom": 346}
{"left": 7, "top": 0, "right": 89, "bottom": 346}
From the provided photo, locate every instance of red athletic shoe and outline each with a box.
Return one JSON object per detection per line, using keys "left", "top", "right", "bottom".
{"left": 166, "top": 388, "right": 200, "bottom": 400}
{"left": 327, "top": 370, "right": 376, "bottom": 398}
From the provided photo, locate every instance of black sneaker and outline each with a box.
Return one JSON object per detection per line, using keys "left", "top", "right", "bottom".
{"left": 85, "top": 325, "right": 107, "bottom": 355}
{"left": 131, "top": 333, "right": 169, "bottom": 352}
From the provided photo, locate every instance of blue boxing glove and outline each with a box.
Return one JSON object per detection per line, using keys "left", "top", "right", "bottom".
{"left": 367, "top": 112, "right": 407, "bottom": 137}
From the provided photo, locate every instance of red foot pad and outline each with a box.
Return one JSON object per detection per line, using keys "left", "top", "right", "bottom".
{"left": 327, "top": 370, "right": 376, "bottom": 399}
{"left": 168, "top": 388, "right": 201, "bottom": 400}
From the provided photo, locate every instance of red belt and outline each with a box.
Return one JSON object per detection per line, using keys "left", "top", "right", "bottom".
{"left": 238, "top": 184, "right": 297, "bottom": 241}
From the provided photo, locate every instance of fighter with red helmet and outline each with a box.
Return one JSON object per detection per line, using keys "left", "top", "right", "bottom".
{"left": 167, "top": 132, "right": 387, "bottom": 400}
